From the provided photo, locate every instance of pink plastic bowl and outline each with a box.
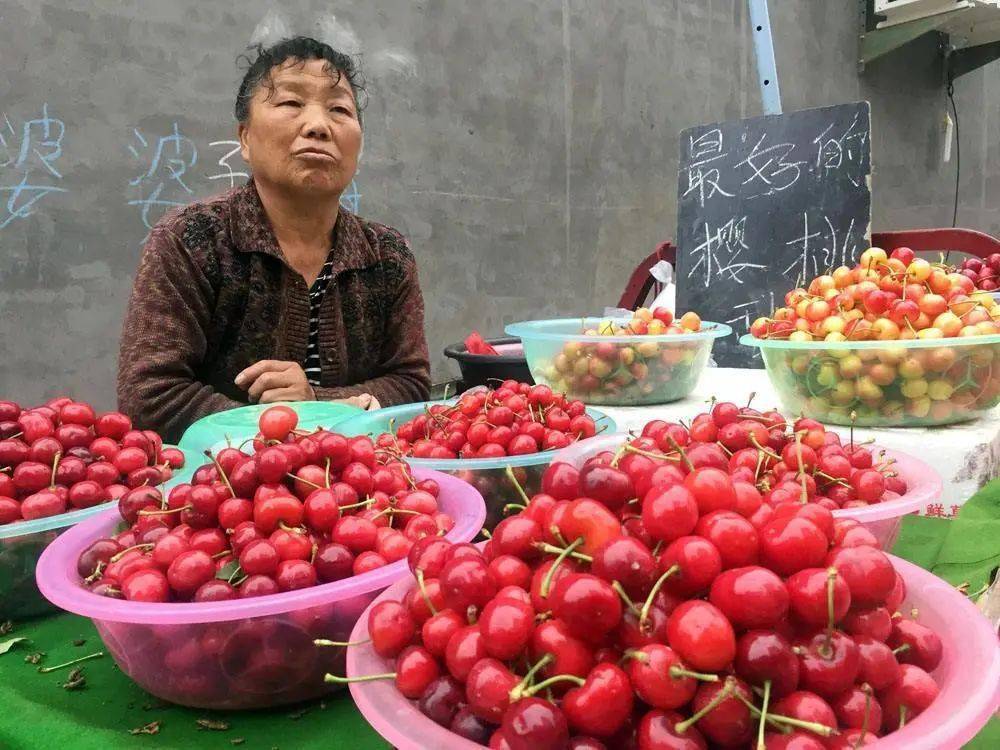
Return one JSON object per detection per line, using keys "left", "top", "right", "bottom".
{"left": 347, "top": 553, "right": 999, "bottom": 750}
{"left": 35, "top": 469, "right": 485, "bottom": 710}
{"left": 555, "top": 434, "right": 942, "bottom": 549}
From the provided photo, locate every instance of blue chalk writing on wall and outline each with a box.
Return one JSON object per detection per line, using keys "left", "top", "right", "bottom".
{"left": 0, "top": 104, "right": 69, "bottom": 229}
{"left": 340, "top": 179, "right": 361, "bottom": 213}
{"left": 127, "top": 123, "right": 198, "bottom": 229}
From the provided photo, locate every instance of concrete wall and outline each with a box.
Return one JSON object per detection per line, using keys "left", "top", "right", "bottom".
{"left": 0, "top": 0, "right": 996, "bottom": 409}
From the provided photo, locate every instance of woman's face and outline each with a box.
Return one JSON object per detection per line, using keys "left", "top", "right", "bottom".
{"left": 238, "top": 58, "right": 361, "bottom": 198}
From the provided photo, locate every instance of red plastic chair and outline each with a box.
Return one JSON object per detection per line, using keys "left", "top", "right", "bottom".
{"left": 617, "top": 241, "right": 676, "bottom": 310}
{"left": 871, "top": 228, "right": 1000, "bottom": 260}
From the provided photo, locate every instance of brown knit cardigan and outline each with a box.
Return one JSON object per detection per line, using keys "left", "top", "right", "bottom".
{"left": 117, "top": 181, "right": 430, "bottom": 442}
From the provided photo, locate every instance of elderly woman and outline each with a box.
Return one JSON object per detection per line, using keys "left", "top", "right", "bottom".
{"left": 117, "top": 37, "right": 430, "bottom": 442}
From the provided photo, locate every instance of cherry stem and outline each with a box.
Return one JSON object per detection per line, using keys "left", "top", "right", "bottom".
{"left": 611, "top": 442, "right": 629, "bottom": 468}
{"left": 278, "top": 521, "right": 307, "bottom": 535}
{"left": 203, "top": 450, "right": 236, "bottom": 498}
{"left": 623, "top": 443, "right": 680, "bottom": 463}
{"left": 503, "top": 503, "right": 527, "bottom": 514}
{"left": 746, "top": 391, "right": 756, "bottom": 408}
{"left": 137, "top": 504, "right": 191, "bottom": 517}
{"left": 415, "top": 568, "right": 439, "bottom": 616}
{"left": 675, "top": 681, "right": 735, "bottom": 733}
{"left": 824, "top": 567, "right": 838, "bottom": 655}
{"left": 324, "top": 672, "right": 395, "bottom": 685}
{"left": 814, "top": 471, "right": 851, "bottom": 488}
{"left": 639, "top": 564, "right": 680, "bottom": 633}
{"left": 519, "top": 673, "right": 585, "bottom": 698}
{"left": 738, "top": 695, "right": 835, "bottom": 737}
{"left": 794, "top": 431, "right": 806, "bottom": 476}
{"left": 504, "top": 465, "right": 531, "bottom": 507}
{"left": 109, "top": 543, "right": 154, "bottom": 563}
{"left": 314, "top": 638, "right": 371, "bottom": 647}
{"left": 756, "top": 680, "right": 771, "bottom": 750}
{"left": 666, "top": 435, "right": 694, "bottom": 473}
{"left": 338, "top": 497, "right": 376, "bottom": 511}
{"left": 540, "top": 537, "right": 584, "bottom": 598}
{"left": 372, "top": 507, "right": 422, "bottom": 520}
{"left": 509, "top": 653, "right": 553, "bottom": 700}
{"left": 548, "top": 525, "right": 569, "bottom": 548}
{"left": 49, "top": 451, "right": 62, "bottom": 488}
{"left": 37, "top": 651, "right": 104, "bottom": 673}
{"left": 669, "top": 666, "right": 719, "bottom": 683}
{"left": 857, "top": 685, "right": 873, "bottom": 748}
{"left": 748, "top": 434, "right": 781, "bottom": 461}
{"left": 287, "top": 473, "right": 324, "bottom": 490}
{"left": 536, "top": 542, "right": 593, "bottom": 563}
{"left": 898, "top": 705, "right": 908, "bottom": 729}
{"left": 892, "top": 643, "right": 911, "bottom": 656}
{"left": 849, "top": 410, "right": 856, "bottom": 449}
{"left": 325, "top": 458, "right": 331, "bottom": 489}
{"left": 612, "top": 581, "right": 640, "bottom": 615}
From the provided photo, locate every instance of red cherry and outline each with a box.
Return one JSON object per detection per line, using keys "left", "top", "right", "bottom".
{"left": 709, "top": 566, "right": 789, "bottom": 630}
{"left": 772, "top": 691, "right": 837, "bottom": 731}
{"left": 530, "top": 619, "right": 594, "bottom": 680}
{"left": 735, "top": 630, "right": 800, "bottom": 697}
{"left": 880, "top": 664, "right": 940, "bottom": 731}
{"left": 194, "top": 579, "right": 237, "bottom": 602}
{"left": 368, "top": 600, "right": 416, "bottom": 658}
{"left": 825, "top": 546, "right": 895, "bottom": 607}
{"left": 796, "top": 630, "right": 861, "bottom": 699}
{"left": 441, "top": 557, "right": 498, "bottom": 612}
{"left": 888, "top": 618, "right": 943, "bottom": 672}
{"left": 479, "top": 597, "right": 535, "bottom": 661}
{"left": 121, "top": 568, "right": 170, "bottom": 602}
{"left": 626, "top": 644, "right": 698, "bottom": 709}
{"left": 466, "top": 657, "right": 518, "bottom": 723}
{"left": 666, "top": 600, "right": 736, "bottom": 672}
{"left": 760, "top": 517, "right": 828, "bottom": 576}
{"left": 445, "top": 625, "right": 487, "bottom": 681}
{"left": 166, "top": 549, "right": 215, "bottom": 598}
{"left": 642, "top": 485, "right": 698, "bottom": 543}
{"left": 787, "top": 568, "right": 851, "bottom": 627}
{"left": 562, "top": 663, "right": 634, "bottom": 738}
{"left": 658, "top": 536, "right": 722, "bottom": 597}
{"left": 833, "top": 685, "right": 883, "bottom": 731}
{"left": 682, "top": 468, "right": 737, "bottom": 514}
{"left": 550, "top": 573, "right": 622, "bottom": 643}
{"left": 314, "top": 542, "right": 354, "bottom": 582}
{"left": 689, "top": 678, "right": 754, "bottom": 747}
{"left": 695, "top": 511, "right": 759, "bottom": 569}
{"left": 560, "top": 498, "right": 622, "bottom": 555}
{"left": 393, "top": 645, "right": 441, "bottom": 699}
{"left": 591, "top": 536, "right": 657, "bottom": 600}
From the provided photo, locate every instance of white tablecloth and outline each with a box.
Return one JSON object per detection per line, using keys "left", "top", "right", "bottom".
{"left": 596, "top": 367, "right": 1000, "bottom": 517}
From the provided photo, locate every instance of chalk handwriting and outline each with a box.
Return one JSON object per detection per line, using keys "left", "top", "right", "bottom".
{"left": 127, "top": 124, "right": 198, "bottom": 229}
{"left": 735, "top": 133, "right": 805, "bottom": 196}
{"left": 782, "top": 213, "right": 861, "bottom": 280}
{"left": 686, "top": 217, "right": 767, "bottom": 286}
{"left": 206, "top": 140, "right": 249, "bottom": 189}
{"left": 0, "top": 104, "right": 68, "bottom": 229}
{"left": 812, "top": 112, "right": 868, "bottom": 186}
{"left": 340, "top": 178, "right": 361, "bottom": 213}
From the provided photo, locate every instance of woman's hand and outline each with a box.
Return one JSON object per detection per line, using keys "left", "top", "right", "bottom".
{"left": 235, "top": 360, "right": 315, "bottom": 403}
{"left": 343, "top": 393, "right": 381, "bottom": 411}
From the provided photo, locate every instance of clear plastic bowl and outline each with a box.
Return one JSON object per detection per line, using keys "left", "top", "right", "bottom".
{"left": 347, "top": 553, "right": 999, "bottom": 750}
{"left": 555, "top": 434, "right": 942, "bottom": 549}
{"left": 741, "top": 333, "right": 1000, "bottom": 427}
{"left": 336, "top": 401, "right": 617, "bottom": 529}
{"left": 0, "top": 445, "right": 196, "bottom": 620}
{"left": 177, "top": 401, "right": 363, "bottom": 457}
{"left": 506, "top": 318, "right": 732, "bottom": 406}
{"left": 34, "top": 468, "right": 485, "bottom": 710}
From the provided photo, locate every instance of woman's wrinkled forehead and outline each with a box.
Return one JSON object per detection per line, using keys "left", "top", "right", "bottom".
{"left": 262, "top": 58, "right": 350, "bottom": 97}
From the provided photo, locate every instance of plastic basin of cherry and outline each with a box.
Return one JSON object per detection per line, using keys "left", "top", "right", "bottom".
{"left": 554, "top": 434, "right": 944, "bottom": 549}
{"left": 507, "top": 318, "right": 731, "bottom": 407}
{"left": 34, "top": 468, "right": 486, "bottom": 710}
{"left": 346, "top": 550, "right": 1000, "bottom": 750}
{"left": 0, "top": 445, "right": 197, "bottom": 620}
{"left": 334, "top": 400, "right": 617, "bottom": 530}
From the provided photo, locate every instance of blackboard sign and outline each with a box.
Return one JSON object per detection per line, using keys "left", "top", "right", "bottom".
{"left": 675, "top": 102, "right": 872, "bottom": 367}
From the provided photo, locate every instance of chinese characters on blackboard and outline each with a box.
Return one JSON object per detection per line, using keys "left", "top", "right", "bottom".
{"left": 675, "top": 102, "right": 873, "bottom": 367}
{"left": 0, "top": 104, "right": 68, "bottom": 229}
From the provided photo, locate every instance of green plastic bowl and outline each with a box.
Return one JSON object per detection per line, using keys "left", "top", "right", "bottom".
{"left": 178, "top": 401, "right": 363, "bottom": 457}
{"left": 336, "top": 401, "right": 617, "bottom": 529}
{"left": 506, "top": 318, "right": 731, "bottom": 406}
{"left": 0, "top": 445, "right": 197, "bottom": 619}
{"left": 741, "top": 333, "right": 1000, "bottom": 427}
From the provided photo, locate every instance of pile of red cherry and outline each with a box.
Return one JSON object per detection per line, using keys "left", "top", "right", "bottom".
{"left": 344, "top": 402, "right": 942, "bottom": 749}
{"left": 958, "top": 253, "right": 1000, "bottom": 293}
{"left": 654, "top": 402, "right": 907, "bottom": 511}
{"left": 374, "top": 381, "right": 598, "bottom": 460}
{"left": 75, "top": 406, "right": 457, "bottom": 603}
{"left": 0, "top": 397, "right": 183, "bottom": 525}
